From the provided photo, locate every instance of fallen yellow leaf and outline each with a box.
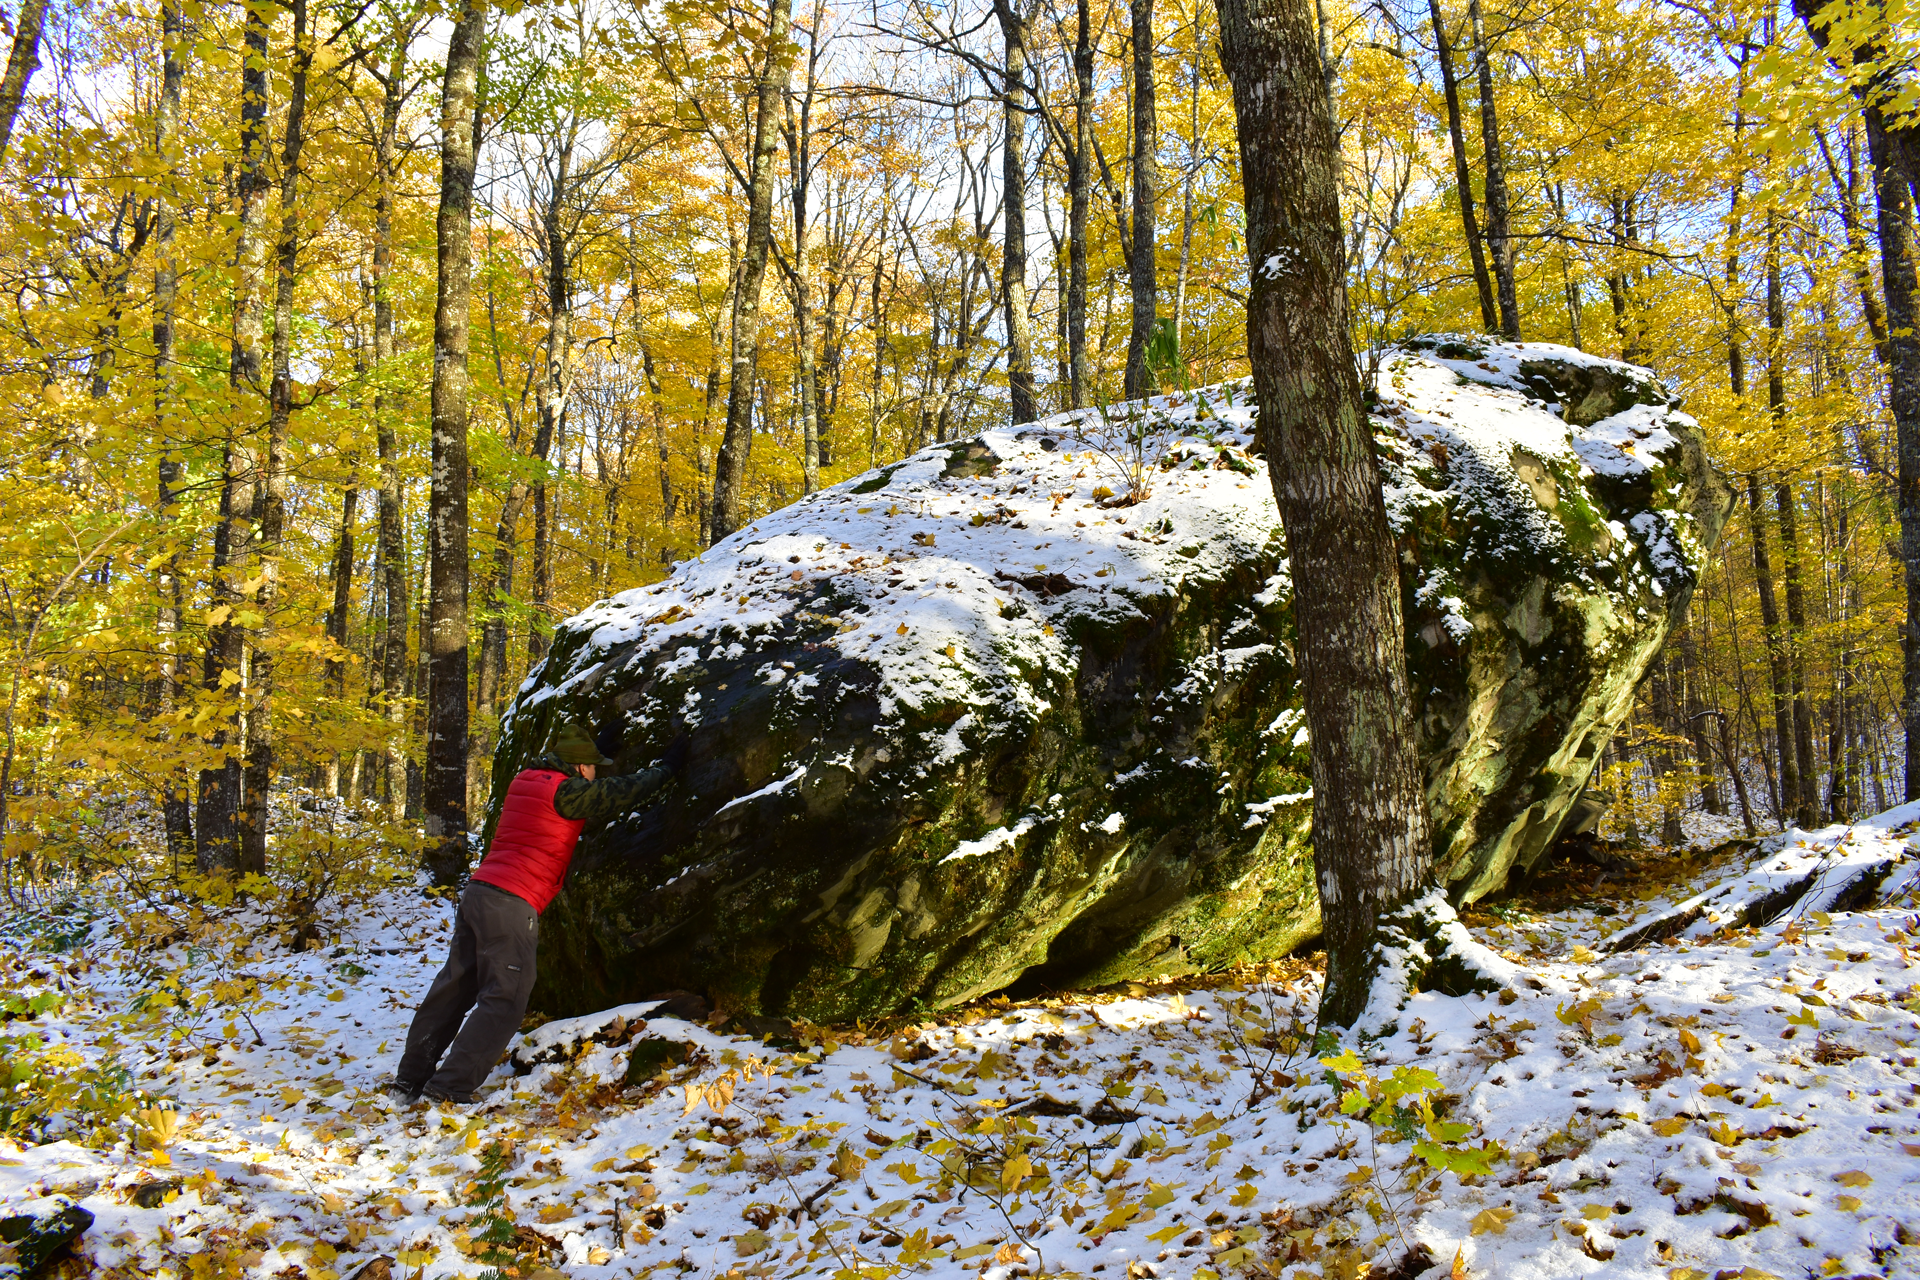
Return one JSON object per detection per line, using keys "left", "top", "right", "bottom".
{"left": 1469, "top": 1206, "right": 1516, "bottom": 1236}
{"left": 1651, "top": 1118, "right": 1689, "bottom": 1137}
{"left": 1835, "top": 1170, "right": 1872, "bottom": 1187}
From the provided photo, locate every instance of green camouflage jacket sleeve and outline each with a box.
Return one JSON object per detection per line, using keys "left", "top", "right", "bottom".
{"left": 550, "top": 764, "right": 673, "bottom": 823}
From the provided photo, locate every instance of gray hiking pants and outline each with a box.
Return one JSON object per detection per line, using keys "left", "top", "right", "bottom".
{"left": 396, "top": 880, "right": 538, "bottom": 1098}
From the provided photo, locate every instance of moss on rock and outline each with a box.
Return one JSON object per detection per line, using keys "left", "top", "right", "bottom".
{"left": 496, "top": 339, "right": 1731, "bottom": 1021}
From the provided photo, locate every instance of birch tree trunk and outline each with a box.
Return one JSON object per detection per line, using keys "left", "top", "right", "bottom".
{"left": 1216, "top": 0, "right": 1437, "bottom": 1028}
{"left": 425, "top": 0, "right": 486, "bottom": 883}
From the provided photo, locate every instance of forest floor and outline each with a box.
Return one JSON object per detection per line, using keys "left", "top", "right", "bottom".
{"left": 6, "top": 808, "right": 1920, "bottom": 1280}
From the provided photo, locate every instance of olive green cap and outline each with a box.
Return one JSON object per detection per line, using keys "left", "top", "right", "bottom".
{"left": 550, "top": 719, "right": 615, "bottom": 766}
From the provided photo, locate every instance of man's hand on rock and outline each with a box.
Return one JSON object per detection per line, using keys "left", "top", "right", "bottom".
{"left": 658, "top": 733, "right": 692, "bottom": 777}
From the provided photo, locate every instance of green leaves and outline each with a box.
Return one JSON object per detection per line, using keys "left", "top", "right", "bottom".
{"left": 1320, "top": 1042, "right": 1500, "bottom": 1178}
{"left": 1413, "top": 1137, "right": 1503, "bottom": 1176}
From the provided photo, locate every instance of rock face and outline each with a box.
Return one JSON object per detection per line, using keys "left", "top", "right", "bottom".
{"left": 497, "top": 338, "right": 1732, "bottom": 1022}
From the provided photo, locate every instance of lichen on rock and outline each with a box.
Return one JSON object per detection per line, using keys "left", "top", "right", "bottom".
{"left": 495, "top": 338, "right": 1731, "bottom": 1021}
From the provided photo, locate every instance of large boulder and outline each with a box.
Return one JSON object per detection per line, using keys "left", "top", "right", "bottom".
{"left": 496, "top": 338, "right": 1733, "bottom": 1022}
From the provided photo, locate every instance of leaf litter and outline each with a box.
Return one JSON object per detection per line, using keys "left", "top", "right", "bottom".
{"left": 6, "top": 805, "right": 1920, "bottom": 1277}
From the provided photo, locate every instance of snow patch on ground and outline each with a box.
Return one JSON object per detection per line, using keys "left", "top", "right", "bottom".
{"left": 10, "top": 815, "right": 1920, "bottom": 1277}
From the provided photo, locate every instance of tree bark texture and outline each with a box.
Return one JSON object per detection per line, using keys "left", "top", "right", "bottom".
{"left": 199, "top": 0, "right": 273, "bottom": 875}
{"left": 373, "top": 33, "right": 411, "bottom": 821}
{"left": 709, "top": 0, "right": 792, "bottom": 543}
{"left": 1747, "top": 473, "right": 1798, "bottom": 826}
{"left": 0, "top": 0, "right": 46, "bottom": 166}
{"left": 1123, "top": 0, "right": 1157, "bottom": 400}
{"left": 785, "top": 71, "right": 821, "bottom": 491}
{"left": 1068, "top": 0, "right": 1093, "bottom": 409}
{"left": 995, "top": 0, "right": 1038, "bottom": 423}
{"left": 153, "top": 0, "right": 194, "bottom": 866}
{"left": 1861, "top": 113, "right": 1920, "bottom": 802}
{"left": 1763, "top": 208, "right": 1818, "bottom": 827}
{"left": 425, "top": 0, "right": 485, "bottom": 883}
{"left": 241, "top": 0, "right": 313, "bottom": 876}
{"left": 1216, "top": 0, "right": 1434, "bottom": 1027}
{"left": 1774, "top": 480, "right": 1819, "bottom": 826}
{"left": 1467, "top": 0, "right": 1517, "bottom": 339}
{"left": 1173, "top": 21, "right": 1201, "bottom": 356}
{"left": 1428, "top": 0, "right": 1497, "bottom": 333}
{"left": 1785, "top": 0, "right": 1920, "bottom": 800}
{"left": 326, "top": 485, "right": 358, "bottom": 701}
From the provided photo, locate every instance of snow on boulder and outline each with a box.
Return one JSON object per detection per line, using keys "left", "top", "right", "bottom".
{"left": 495, "top": 336, "right": 1733, "bottom": 1022}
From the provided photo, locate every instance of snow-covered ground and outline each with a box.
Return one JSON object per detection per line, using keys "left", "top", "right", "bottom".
{"left": 8, "top": 810, "right": 1920, "bottom": 1279}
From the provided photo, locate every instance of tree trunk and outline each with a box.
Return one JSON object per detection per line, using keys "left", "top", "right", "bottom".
{"left": 1466, "top": 0, "right": 1517, "bottom": 339}
{"left": 0, "top": 0, "right": 46, "bottom": 166}
{"left": 1714, "top": 708, "right": 1758, "bottom": 836}
{"left": 1764, "top": 208, "right": 1818, "bottom": 827}
{"left": 153, "top": 0, "right": 193, "bottom": 866}
{"left": 1748, "top": 473, "right": 1798, "bottom": 827}
{"left": 477, "top": 487, "right": 523, "bottom": 692}
{"left": 198, "top": 449, "right": 246, "bottom": 876}
{"left": 709, "top": 0, "right": 792, "bottom": 543}
{"left": 1172, "top": 20, "right": 1201, "bottom": 360}
{"left": 785, "top": 55, "right": 821, "bottom": 492}
{"left": 1860, "top": 111, "right": 1920, "bottom": 801}
{"left": 1678, "top": 618, "right": 1721, "bottom": 816}
{"left": 1216, "top": 0, "right": 1436, "bottom": 1028}
{"left": 1648, "top": 654, "right": 1684, "bottom": 846}
{"left": 373, "top": 33, "right": 411, "bottom": 822}
{"left": 326, "top": 480, "right": 358, "bottom": 795}
{"left": 1123, "top": 0, "right": 1157, "bottom": 399}
{"left": 326, "top": 484, "right": 358, "bottom": 701}
{"left": 242, "top": 0, "right": 313, "bottom": 876}
{"left": 409, "top": 541, "right": 429, "bottom": 818}
{"left": 995, "top": 0, "right": 1038, "bottom": 423}
{"left": 1068, "top": 0, "right": 1093, "bottom": 409}
{"left": 472, "top": 475, "right": 525, "bottom": 781}
{"left": 1819, "top": 122, "right": 1891, "bottom": 364}
{"left": 200, "top": 0, "right": 272, "bottom": 875}
{"left": 425, "top": 0, "right": 486, "bottom": 883}
{"left": 1428, "top": 0, "right": 1497, "bottom": 332}
{"left": 526, "top": 411, "right": 559, "bottom": 675}
{"left": 1783, "top": 11, "right": 1920, "bottom": 799}
{"left": 1775, "top": 476, "right": 1819, "bottom": 826}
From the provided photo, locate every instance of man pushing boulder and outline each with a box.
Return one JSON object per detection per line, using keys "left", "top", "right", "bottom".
{"left": 385, "top": 719, "right": 688, "bottom": 1106}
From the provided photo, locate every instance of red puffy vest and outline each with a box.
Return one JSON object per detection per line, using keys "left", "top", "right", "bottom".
{"left": 471, "top": 769, "right": 587, "bottom": 913}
